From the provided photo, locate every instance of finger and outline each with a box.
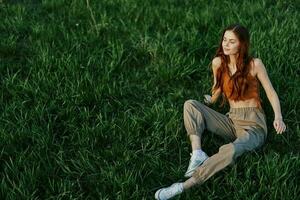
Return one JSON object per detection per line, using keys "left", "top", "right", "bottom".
{"left": 274, "top": 125, "right": 278, "bottom": 133}
{"left": 280, "top": 127, "right": 284, "bottom": 134}
{"left": 278, "top": 125, "right": 284, "bottom": 134}
{"left": 274, "top": 121, "right": 279, "bottom": 130}
{"left": 277, "top": 127, "right": 282, "bottom": 134}
{"left": 275, "top": 126, "right": 279, "bottom": 134}
{"left": 283, "top": 122, "right": 286, "bottom": 129}
{"left": 282, "top": 124, "right": 286, "bottom": 133}
{"left": 277, "top": 127, "right": 281, "bottom": 134}
{"left": 275, "top": 121, "right": 279, "bottom": 129}
{"left": 280, "top": 124, "right": 284, "bottom": 134}
{"left": 273, "top": 121, "right": 277, "bottom": 129}
{"left": 276, "top": 124, "right": 282, "bottom": 134}
{"left": 277, "top": 124, "right": 282, "bottom": 132}
{"left": 280, "top": 124, "right": 285, "bottom": 134}
{"left": 280, "top": 124, "right": 285, "bottom": 133}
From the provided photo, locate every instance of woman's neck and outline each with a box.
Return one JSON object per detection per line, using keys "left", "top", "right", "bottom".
{"left": 228, "top": 54, "right": 238, "bottom": 66}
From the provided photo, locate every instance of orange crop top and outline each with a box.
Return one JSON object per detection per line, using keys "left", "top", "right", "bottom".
{"left": 221, "top": 66, "right": 262, "bottom": 109}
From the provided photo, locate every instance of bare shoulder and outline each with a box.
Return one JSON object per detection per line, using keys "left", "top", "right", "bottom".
{"left": 252, "top": 58, "right": 275, "bottom": 94}
{"left": 212, "top": 56, "right": 222, "bottom": 70}
{"left": 253, "top": 58, "right": 264, "bottom": 67}
{"left": 252, "top": 58, "right": 267, "bottom": 76}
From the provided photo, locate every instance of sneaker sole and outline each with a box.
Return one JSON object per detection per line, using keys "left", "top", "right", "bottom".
{"left": 155, "top": 189, "right": 162, "bottom": 200}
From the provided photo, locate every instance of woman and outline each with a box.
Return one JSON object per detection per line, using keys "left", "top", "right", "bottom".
{"left": 155, "top": 24, "right": 286, "bottom": 200}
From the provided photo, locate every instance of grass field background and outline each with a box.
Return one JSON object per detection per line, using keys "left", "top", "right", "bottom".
{"left": 0, "top": 0, "right": 299, "bottom": 199}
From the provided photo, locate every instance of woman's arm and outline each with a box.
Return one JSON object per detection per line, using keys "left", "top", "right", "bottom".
{"left": 210, "top": 57, "right": 222, "bottom": 104}
{"left": 254, "top": 58, "right": 286, "bottom": 134}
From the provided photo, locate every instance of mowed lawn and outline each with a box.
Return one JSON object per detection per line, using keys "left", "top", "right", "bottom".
{"left": 0, "top": 0, "right": 299, "bottom": 199}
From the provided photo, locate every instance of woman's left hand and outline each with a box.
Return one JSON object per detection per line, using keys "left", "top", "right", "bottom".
{"left": 203, "top": 94, "right": 212, "bottom": 105}
{"left": 273, "top": 118, "right": 286, "bottom": 134}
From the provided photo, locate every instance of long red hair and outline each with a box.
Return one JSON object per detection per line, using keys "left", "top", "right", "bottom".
{"left": 212, "top": 24, "right": 254, "bottom": 107}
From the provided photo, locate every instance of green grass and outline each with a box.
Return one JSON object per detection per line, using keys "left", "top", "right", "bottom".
{"left": 0, "top": 0, "right": 299, "bottom": 199}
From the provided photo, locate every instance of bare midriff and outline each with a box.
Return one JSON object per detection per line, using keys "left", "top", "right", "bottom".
{"left": 228, "top": 98, "right": 258, "bottom": 108}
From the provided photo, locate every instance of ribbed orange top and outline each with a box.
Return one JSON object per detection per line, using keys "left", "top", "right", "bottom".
{"left": 222, "top": 66, "right": 262, "bottom": 109}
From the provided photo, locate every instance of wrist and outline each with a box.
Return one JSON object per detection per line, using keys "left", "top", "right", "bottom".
{"left": 274, "top": 116, "right": 283, "bottom": 120}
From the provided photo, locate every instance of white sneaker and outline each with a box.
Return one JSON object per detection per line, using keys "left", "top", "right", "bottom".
{"left": 184, "top": 152, "right": 209, "bottom": 178}
{"left": 155, "top": 183, "right": 183, "bottom": 200}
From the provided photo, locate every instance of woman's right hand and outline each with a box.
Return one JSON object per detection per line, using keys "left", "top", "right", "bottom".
{"left": 203, "top": 94, "right": 212, "bottom": 105}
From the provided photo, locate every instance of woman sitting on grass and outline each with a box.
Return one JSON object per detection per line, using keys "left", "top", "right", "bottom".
{"left": 155, "top": 23, "right": 286, "bottom": 200}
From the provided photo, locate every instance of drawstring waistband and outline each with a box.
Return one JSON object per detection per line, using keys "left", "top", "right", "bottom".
{"left": 229, "top": 106, "right": 265, "bottom": 114}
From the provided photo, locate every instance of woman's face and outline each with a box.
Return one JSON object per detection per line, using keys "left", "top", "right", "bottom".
{"left": 222, "top": 30, "right": 240, "bottom": 55}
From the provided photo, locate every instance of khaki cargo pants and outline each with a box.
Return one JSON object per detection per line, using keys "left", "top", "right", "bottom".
{"left": 183, "top": 99, "right": 268, "bottom": 184}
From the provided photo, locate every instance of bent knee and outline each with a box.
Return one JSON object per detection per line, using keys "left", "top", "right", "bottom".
{"left": 233, "top": 133, "right": 266, "bottom": 158}
{"left": 184, "top": 99, "right": 203, "bottom": 110}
